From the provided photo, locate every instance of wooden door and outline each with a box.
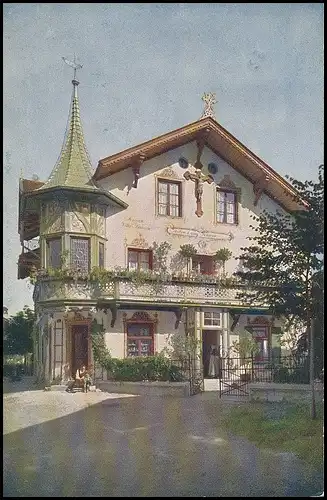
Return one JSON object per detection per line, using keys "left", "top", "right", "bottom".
{"left": 71, "top": 324, "right": 89, "bottom": 377}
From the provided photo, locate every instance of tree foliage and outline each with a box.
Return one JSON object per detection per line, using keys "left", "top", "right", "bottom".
{"left": 231, "top": 335, "right": 260, "bottom": 362}
{"left": 4, "top": 305, "right": 35, "bottom": 355}
{"left": 235, "top": 164, "right": 324, "bottom": 329}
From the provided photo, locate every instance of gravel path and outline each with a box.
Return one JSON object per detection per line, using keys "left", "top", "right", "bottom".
{"left": 3, "top": 379, "right": 323, "bottom": 497}
{"left": 4, "top": 387, "right": 136, "bottom": 435}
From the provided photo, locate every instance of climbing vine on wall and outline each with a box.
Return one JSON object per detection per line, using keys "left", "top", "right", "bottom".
{"left": 151, "top": 241, "right": 172, "bottom": 273}
{"left": 90, "top": 319, "right": 113, "bottom": 370}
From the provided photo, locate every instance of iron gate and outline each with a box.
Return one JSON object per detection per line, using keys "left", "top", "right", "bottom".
{"left": 174, "top": 356, "right": 204, "bottom": 396}
{"left": 219, "top": 357, "right": 250, "bottom": 398}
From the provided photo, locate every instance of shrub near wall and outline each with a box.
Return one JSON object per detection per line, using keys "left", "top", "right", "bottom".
{"left": 106, "top": 356, "right": 185, "bottom": 382}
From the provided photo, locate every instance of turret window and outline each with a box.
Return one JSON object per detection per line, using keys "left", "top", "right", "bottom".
{"left": 70, "top": 237, "right": 90, "bottom": 272}
{"left": 99, "top": 242, "right": 105, "bottom": 268}
{"left": 47, "top": 238, "right": 61, "bottom": 269}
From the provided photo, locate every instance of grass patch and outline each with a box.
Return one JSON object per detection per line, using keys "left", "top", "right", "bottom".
{"left": 222, "top": 401, "right": 324, "bottom": 470}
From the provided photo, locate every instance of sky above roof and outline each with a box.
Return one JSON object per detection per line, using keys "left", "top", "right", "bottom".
{"left": 3, "top": 3, "right": 323, "bottom": 315}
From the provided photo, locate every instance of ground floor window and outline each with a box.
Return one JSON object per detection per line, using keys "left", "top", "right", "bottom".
{"left": 126, "top": 323, "right": 154, "bottom": 357}
{"left": 252, "top": 326, "right": 269, "bottom": 360}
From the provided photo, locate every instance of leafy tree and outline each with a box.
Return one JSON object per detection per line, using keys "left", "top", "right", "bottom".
{"left": 235, "top": 165, "right": 323, "bottom": 358}
{"left": 230, "top": 335, "right": 260, "bottom": 364}
{"left": 162, "top": 331, "right": 202, "bottom": 362}
{"left": 4, "top": 305, "right": 35, "bottom": 356}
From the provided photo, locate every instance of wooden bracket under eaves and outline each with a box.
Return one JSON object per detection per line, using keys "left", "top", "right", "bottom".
{"left": 253, "top": 174, "right": 270, "bottom": 206}
{"left": 132, "top": 153, "right": 146, "bottom": 188}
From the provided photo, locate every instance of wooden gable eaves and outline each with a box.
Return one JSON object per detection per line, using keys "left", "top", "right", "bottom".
{"left": 18, "top": 179, "right": 44, "bottom": 240}
{"left": 94, "top": 116, "right": 308, "bottom": 213}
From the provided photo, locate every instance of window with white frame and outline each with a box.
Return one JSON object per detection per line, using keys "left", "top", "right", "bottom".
{"left": 128, "top": 248, "right": 152, "bottom": 271}
{"left": 203, "top": 311, "right": 222, "bottom": 327}
{"left": 158, "top": 180, "right": 182, "bottom": 217}
{"left": 216, "top": 189, "right": 238, "bottom": 224}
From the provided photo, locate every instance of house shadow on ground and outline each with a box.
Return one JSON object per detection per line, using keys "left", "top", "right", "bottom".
{"left": 3, "top": 376, "right": 42, "bottom": 394}
{"left": 3, "top": 393, "right": 323, "bottom": 498}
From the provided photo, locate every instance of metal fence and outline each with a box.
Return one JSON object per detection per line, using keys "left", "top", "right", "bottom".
{"left": 219, "top": 354, "right": 310, "bottom": 398}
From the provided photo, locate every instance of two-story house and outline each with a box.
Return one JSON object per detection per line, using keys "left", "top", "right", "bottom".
{"left": 18, "top": 75, "right": 303, "bottom": 386}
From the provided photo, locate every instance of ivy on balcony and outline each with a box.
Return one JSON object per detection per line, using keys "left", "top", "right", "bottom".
{"left": 30, "top": 265, "right": 240, "bottom": 288}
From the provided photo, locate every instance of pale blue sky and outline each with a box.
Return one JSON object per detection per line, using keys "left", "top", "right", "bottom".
{"left": 3, "top": 3, "right": 324, "bottom": 314}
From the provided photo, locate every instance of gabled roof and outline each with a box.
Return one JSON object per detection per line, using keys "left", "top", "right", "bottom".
{"left": 94, "top": 116, "right": 306, "bottom": 212}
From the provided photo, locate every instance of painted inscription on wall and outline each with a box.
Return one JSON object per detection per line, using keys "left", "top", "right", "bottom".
{"left": 122, "top": 217, "right": 151, "bottom": 230}
{"left": 166, "top": 224, "right": 234, "bottom": 241}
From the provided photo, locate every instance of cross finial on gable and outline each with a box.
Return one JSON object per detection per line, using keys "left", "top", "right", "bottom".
{"left": 201, "top": 92, "right": 217, "bottom": 119}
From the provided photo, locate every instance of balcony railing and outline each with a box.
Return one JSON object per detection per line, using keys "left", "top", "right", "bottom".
{"left": 33, "top": 276, "right": 261, "bottom": 308}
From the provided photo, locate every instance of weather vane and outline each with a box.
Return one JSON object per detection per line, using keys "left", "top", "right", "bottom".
{"left": 62, "top": 55, "right": 83, "bottom": 83}
{"left": 201, "top": 92, "right": 217, "bottom": 119}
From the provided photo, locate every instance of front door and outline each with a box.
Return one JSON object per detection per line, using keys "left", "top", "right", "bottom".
{"left": 202, "top": 329, "right": 219, "bottom": 377}
{"left": 71, "top": 324, "right": 89, "bottom": 377}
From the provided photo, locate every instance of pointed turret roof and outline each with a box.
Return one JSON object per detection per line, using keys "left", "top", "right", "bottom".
{"left": 38, "top": 78, "right": 97, "bottom": 191}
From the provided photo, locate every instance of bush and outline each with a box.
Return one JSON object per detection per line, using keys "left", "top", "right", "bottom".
{"left": 3, "top": 364, "right": 25, "bottom": 377}
{"left": 272, "top": 363, "right": 310, "bottom": 384}
{"left": 106, "top": 355, "right": 185, "bottom": 382}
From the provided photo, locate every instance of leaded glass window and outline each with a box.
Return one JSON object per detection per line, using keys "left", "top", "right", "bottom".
{"left": 47, "top": 238, "right": 61, "bottom": 269}
{"left": 70, "top": 237, "right": 90, "bottom": 272}
{"left": 216, "top": 189, "right": 237, "bottom": 224}
{"left": 99, "top": 242, "right": 105, "bottom": 268}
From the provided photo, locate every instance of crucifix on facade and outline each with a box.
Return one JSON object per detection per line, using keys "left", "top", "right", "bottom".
{"left": 184, "top": 169, "right": 214, "bottom": 217}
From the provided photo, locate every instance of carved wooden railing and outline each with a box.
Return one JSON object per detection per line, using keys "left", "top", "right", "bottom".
{"left": 33, "top": 277, "right": 255, "bottom": 308}
{"left": 115, "top": 280, "right": 245, "bottom": 306}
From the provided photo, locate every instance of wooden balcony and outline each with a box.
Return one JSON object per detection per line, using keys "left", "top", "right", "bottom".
{"left": 33, "top": 276, "right": 259, "bottom": 309}
{"left": 18, "top": 241, "right": 41, "bottom": 280}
